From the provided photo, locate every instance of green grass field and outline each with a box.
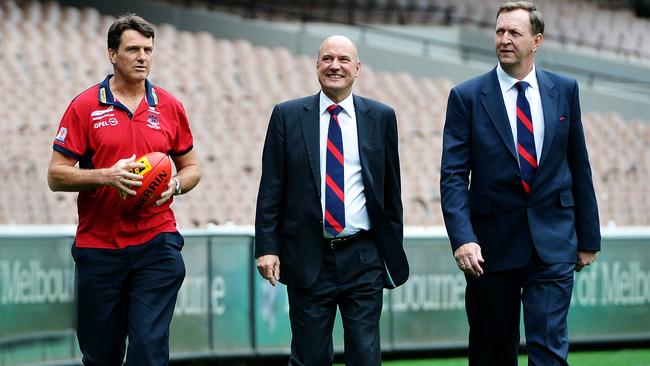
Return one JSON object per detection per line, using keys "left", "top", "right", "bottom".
{"left": 335, "top": 349, "right": 650, "bottom": 366}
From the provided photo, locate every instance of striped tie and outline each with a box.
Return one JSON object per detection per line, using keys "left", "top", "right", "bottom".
{"left": 516, "top": 81, "right": 537, "bottom": 194}
{"left": 325, "top": 104, "right": 345, "bottom": 236}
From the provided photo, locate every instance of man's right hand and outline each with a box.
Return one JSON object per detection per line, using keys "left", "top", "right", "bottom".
{"left": 454, "top": 242, "right": 485, "bottom": 277}
{"left": 105, "top": 154, "right": 145, "bottom": 195}
{"left": 256, "top": 254, "right": 280, "bottom": 286}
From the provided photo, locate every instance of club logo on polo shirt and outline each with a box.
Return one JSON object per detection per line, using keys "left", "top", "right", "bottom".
{"left": 55, "top": 127, "right": 68, "bottom": 143}
{"left": 147, "top": 112, "right": 160, "bottom": 130}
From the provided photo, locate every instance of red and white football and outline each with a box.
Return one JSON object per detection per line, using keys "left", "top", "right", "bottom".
{"left": 119, "top": 152, "right": 173, "bottom": 211}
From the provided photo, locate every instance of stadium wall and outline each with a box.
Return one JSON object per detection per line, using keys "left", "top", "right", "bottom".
{"left": 1, "top": 226, "right": 650, "bottom": 365}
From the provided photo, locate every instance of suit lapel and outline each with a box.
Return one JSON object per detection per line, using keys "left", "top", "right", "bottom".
{"left": 300, "top": 93, "right": 322, "bottom": 195}
{"left": 354, "top": 95, "right": 376, "bottom": 163}
{"left": 480, "top": 69, "right": 518, "bottom": 161}
{"left": 536, "top": 69, "right": 558, "bottom": 168}
{"left": 353, "top": 95, "right": 377, "bottom": 190}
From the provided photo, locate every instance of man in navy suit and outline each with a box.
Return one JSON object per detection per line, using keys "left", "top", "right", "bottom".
{"left": 440, "top": 2, "right": 601, "bottom": 365}
{"left": 255, "top": 35, "right": 409, "bottom": 366}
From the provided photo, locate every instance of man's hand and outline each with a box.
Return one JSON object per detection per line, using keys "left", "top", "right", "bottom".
{"left": 575, "top": 250, "right": 598, "bottom": 272}
{"left": 105, "top": 154, "right": 144, "bottom": 195}
{"left": 155, "top": 177, "right": 177, "bottom": 206}
{"left": 454, "top": 242, "right": 484, "bottom": 277}
{"left": 257, "top": 255, "right": 280, "bottom": 286}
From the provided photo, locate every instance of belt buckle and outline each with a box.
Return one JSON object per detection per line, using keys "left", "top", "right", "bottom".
{"left": 330, "top": 237, "right": 343, "bottom": 250}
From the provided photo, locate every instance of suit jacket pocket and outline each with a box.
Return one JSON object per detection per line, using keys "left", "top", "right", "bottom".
{"left": 559, "top": 191, "right": 575, "bottom": 207}
{"left": 281, "top": 221, "right": 297, "bottom": 236}
{"left": 470, "top": 199, "right": 492, "bottom": 216}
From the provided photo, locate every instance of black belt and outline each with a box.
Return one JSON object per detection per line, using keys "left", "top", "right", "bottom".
{"left": 325, "top": 230, "right": 369, "bottom": 250}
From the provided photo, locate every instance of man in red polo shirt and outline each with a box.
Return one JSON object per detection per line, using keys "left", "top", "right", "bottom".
{"left": 47, "top": 14, "right": 200, "bottom": 366}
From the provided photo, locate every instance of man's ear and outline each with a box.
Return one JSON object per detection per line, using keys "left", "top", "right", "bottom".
{"left": 108, "top": 48, "right": 116, "bottom": 64}
{"left": 533, "top": 33, "right": 543, "bottom": 52}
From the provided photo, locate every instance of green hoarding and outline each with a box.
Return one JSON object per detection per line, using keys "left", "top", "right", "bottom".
{"left": 388, "top": 237, "right": 469, "bottom": 349}
{"left": 568, "top": 237, "right": 650, "bottom": 342}
{"left": 209, "top": 235, "right": 252, "bottom": 354}
{"left": 253, "top": 277, "right": 291, "bottom": 353}
{"left": 0, "top": 236, "right": 75, "bottom": 366}
{"left": 0, "top": 228, "right": 649, "bottom": 365}
{"left": 0, "top": 238, "right": 74, "bottom": 338}
{"left": 170, "top": 236, "right": 211, "bottom": 355}
{"left": 170, "top": 235, "right": 255, "bottom": 356}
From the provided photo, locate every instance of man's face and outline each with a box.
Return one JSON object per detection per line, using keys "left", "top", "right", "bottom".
{"left": 316, "top": 37, "right": 360, "bottom": 103}
{"left": 109, "top": 29, "right": 153, "bottom": 83}
{"left": 495, "top": 9, "right": 542, "bottom": 77}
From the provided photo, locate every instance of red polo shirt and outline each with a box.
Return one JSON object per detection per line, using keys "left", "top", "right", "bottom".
{"left": 53, "top": 75, "right": 194, "bottom": 249}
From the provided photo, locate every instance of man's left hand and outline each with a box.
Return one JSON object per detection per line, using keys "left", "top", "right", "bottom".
{"left": 155, "top": 177, "right": 177, "bottom": 206}
{"left": 575, "top": 250, "right": 598, "bottom": 272}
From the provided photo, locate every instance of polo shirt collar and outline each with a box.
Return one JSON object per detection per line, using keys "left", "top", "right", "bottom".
{"left": 97, "top": 75, "right": 159, "bottom": 107}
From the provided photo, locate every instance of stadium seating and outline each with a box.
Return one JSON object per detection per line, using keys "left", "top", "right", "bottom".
{"left": 208, "top": 0, "right": 650, "bottom": 60}
{"left": 0, "top": 0, "right": 648, "bottom": 227}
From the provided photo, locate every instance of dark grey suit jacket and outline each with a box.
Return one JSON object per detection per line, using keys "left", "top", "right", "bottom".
{"left": 255, "top": 93, "right": 409, "bottom": 289}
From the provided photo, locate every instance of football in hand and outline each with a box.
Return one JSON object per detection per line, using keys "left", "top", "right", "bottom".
{"left": 119, "top": 152, "right": 173, "bottom": 211}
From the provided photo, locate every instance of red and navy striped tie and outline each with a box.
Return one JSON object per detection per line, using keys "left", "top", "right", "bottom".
{"left": 516, "top": 81, "right": 537, "bottom": 194}
{"left": 325, "top": 104, "right": 345, "bottom": 236}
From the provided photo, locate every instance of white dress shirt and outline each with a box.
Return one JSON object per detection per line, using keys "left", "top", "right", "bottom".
{"left": 319, "top": 91, "right": 370, "bottom": 237}
{"left": 496, "top": 64, "right": 545, "bottom": 161}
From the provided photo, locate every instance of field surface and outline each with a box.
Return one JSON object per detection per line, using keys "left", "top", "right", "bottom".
{"left": 333, "top": 349, "right": 650, "bottom": 366}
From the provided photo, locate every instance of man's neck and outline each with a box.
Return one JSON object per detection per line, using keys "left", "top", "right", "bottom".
{"left": 109, "top": 74, "right": 146, "bottom": 99}
{"left": 322, "top": 90, "right": 352, "bottom": 104}
{"left": 501, "top": 62, "right": 534, "bottom": 81}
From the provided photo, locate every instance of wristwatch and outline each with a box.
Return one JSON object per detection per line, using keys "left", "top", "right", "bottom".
{"left": 173, "top": 178, "right": 182, "bottom": 195}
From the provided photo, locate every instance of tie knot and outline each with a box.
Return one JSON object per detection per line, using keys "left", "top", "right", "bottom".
{"left": 327, "top": 104, "right": 343, "bottom": 116}
{"left": 515, "top": 81, "right": 530, "bottom": 93}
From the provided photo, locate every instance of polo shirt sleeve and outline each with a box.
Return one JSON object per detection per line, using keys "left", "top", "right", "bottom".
{"left": 170, "top": 102, "right": 194, "bottom": 157}
{"left": 53, "top": 100, "right": 88, "bottom": 161}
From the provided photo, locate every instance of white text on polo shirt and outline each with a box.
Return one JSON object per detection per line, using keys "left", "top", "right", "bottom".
{"left": 93, "top": 118, "right": 119, "bottom": 129}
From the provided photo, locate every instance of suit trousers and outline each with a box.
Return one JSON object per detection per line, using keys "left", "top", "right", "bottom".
{"left": 287, "top": 236, "right": 385, "bottom": 366}
{"left": 72, "top": 231, "right": 186, "bottom": 366}
{"left": 465, "top": 250, "right": 574, "bottom": 366}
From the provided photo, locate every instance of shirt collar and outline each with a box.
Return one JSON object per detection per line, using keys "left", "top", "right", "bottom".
{"left": 496, "top": 63, "right": 539, "bottom": 93}
{"left": 319, "top": 91, "right": 355, "bottom": 118}
{"left": 97, "top": 75, "right": 158, "bottom": 107}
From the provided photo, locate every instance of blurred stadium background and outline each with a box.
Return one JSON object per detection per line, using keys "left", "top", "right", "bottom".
{"left": 0, "top": 0, "right": 649, "bottom": 365}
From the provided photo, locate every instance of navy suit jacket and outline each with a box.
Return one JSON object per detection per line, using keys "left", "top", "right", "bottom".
{"left": 255, "top": 93, "right": 409, "bottom": 289}
{"left": 440, "top": 67, "right": 601, "bottom": 272}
